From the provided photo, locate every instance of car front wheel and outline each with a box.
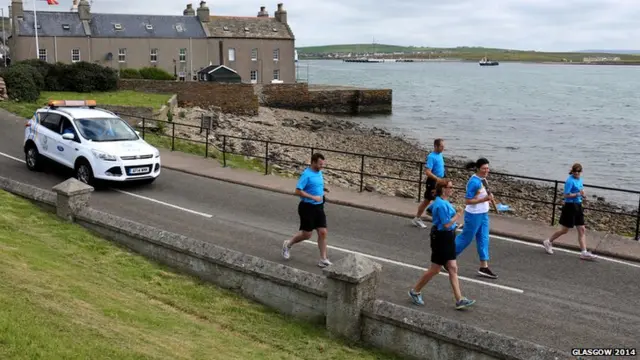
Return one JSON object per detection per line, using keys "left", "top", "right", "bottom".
{"left": 25, "top": 145, "right": 42, "bottom": 171}
{"left": 75, "top": 160, "right": 95, "bottom": 186}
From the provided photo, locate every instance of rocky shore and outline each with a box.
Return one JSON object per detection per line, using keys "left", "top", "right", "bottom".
{"left": 161, "top": 106, "right": 638, "bottom": 238}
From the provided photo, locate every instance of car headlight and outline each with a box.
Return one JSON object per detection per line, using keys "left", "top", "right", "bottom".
{"left": 92, "top": 149, "right": 117, "bottom": 161}
{"left": 154, "top": 149, "right": 160, "bottom": 158}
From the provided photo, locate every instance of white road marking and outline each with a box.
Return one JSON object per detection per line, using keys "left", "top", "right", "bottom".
{"left": 1, "top": 150, "right": 639, "bottom": 269}
{"left": 111, "top": 189, "right": 213, "bottom": 218}
{"left": 304, "top": 240, "right": 525, "bottom": 294}
{"left": 0, "top": 151, "right": 213, "bottom": 218}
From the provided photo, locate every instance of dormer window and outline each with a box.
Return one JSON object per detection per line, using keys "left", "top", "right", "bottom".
{"left": 62, "top": 24, "right": 70, "bottom": 30}
{"left": 145, "top": 24, "right": 153, "bottom": 30}
{"left": 176, "top": 24, "right": 183, "bottom": 32}
{"left": 113, "top": 23, "right": 122, "bottom": 30}
{"left": 223, "top": 26, "right": 229, "bottom": 31}
{"left": 244, "top": 27, "right": 249, "bottom": 32}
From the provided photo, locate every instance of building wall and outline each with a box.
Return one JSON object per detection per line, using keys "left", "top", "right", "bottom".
{"left": 12, "top": 35, "right": 295, "bottom": 83}
{"left": 220, "top": 38, "right": 295, "bottom": 84}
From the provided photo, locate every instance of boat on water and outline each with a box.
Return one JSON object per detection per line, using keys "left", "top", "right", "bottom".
{"left": 479, "top": 57, "right": 499, "bottom": 66}
{"left": 343, "top": 58, "right": 384, "bottom": 63}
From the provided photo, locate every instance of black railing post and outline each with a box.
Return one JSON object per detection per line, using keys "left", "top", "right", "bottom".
{"left": 310, "top": 147, "right": 314, "bottom": 164}
{"left": 205, "top": 128, "right": 209, "bottom": 158}
{"left": 171, "top": 122, "right": 175, "bottom": 151}
{"left": 142, "top": 117, "right": 146, "bottom": 139}
{"left": 359, "top": 155, "right": 365, "bottom": 192}
{"left": 264, "top": 141, "right": 269, "bottom": 175}
{"left": 222, "top": 135, "right": 227, "bottom": 167}
{"left": 551, "top": 181, "right": 559, "bottom": 226}
{"left": 635, "top": 196, "right": 640, "bottom": 241}
{"left": 417, "top": 162, "right": 423, "bottom": 202}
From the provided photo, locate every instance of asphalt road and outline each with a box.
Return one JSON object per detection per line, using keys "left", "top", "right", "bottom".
{"left": 0, "top": 113, "right": 639, "bottom": 353}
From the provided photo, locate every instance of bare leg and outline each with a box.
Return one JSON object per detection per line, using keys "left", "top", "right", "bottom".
{"left": 412, "top": 263, "right": 441, "bottom": 293}
{"left": 316, "top": 227, "right": 328, "bottom": 260}
{"left": 446, "top": 260, "right": 462, "bottom": 302}
{"left": 548, "top": 227, "right": 569, "bottom": 243}
{"left": 287, "top": 231, "right": 312, "bottom": 247}
{"left": 576, "top": 225, "right": 587, "bottom": 251}
{"left": 415, "top": 199, "right": 431, "bottom": 218}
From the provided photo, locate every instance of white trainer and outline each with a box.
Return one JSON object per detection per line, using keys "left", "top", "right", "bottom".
{"left": 543, "top": 239, "right": 554, "bottom": 254}
{"left": 318, "top": 258, "right": 332, "bottom": 268}
{"left": 282, "top": 240, "right": 291, "bottom": 260}
{"left": 412, "top": 217, "right": 427, "bottom": 228}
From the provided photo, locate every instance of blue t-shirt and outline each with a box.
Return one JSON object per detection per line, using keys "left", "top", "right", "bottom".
{"left": 296, "top": 167, "right": 324, "bottom": 205}
{"left": 564, "top": 175, "right": 583, "bottom": 204}
{"left": 425, "top": 152, "right": 445, "bottom": 178}
{"left": 464, "top": 175, "right": 490, "bottom": 214}
{"left": 431, "top": 196, "right": 458, "bottom": 231}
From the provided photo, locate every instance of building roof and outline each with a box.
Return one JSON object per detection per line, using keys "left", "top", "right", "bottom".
{"left": 198, "top": 64, "right": 238, "bottom": 74}
{"left": 206, "top": 16, "right": 293, "bottom": 40}
{"left": 88, "top": 13, "right": 206, "bottom": 38}
{"left": 18, "top": 11, "right": 87, "bottom": 37}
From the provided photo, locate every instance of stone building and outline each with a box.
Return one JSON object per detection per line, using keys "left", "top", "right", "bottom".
{"left": 7, "top": 0, "right": 295, "bottom": 83}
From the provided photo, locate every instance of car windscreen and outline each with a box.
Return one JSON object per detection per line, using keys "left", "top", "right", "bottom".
{"left": 74, "top": 117, "right": 139, "bottom": 142}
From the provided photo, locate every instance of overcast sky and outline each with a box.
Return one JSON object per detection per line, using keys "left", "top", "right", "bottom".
{"left": 8, "top": 0, "right": 640, "bottom": 51}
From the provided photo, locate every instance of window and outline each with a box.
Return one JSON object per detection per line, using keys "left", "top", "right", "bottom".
{"left": 145, "top": 24, "right": 153, "bottom": 30}
{"left": 251, "top": 48, "right": 258, "bottom": 61}
{"left": 273, "top": 48, "right": 279, "bottom": 61}
{"left": 118, "top": 48, "right": 126, "bottom": 62}
{"left": 113, "top": 23, "right": 122, "bottom": 30}
{"left": 71, "top": 49, "right": 80, "bottom": 62}
{"left": 250, "top": 70, "right": 258, "bottom": 83}
{"left": 228, "top": 48, "right": 235, "bottom": 62}
{"left": 273, "top": 70, "right": 280, "bottom": 80}
{"left": 179, "top": 48, "right": 186, "bottom": 62}
{"left": 62, "top": 24, "right": 70, "bottom": 30}
{"left": 74, "top": 118, "right": 138, "bottom": 142}
{"left": 38, "top": 48, "right": 47, "bottom": 62}
{"left": 41, "top": 113, "right": 62, "bottom": 132}
{"left": 60, "top": 117, "right": 79, "bottom": 142}
{"left": 150, "top": 48, "right": 158, "bottom": 62}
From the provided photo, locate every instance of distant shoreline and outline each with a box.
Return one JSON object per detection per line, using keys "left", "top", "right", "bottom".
{"left": 299, "top": 57, "right": 640, "bottom": 66}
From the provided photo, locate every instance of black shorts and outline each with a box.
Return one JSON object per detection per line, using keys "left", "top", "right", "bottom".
{"left": 298, "top": 201, "right": 327, "bottom": 232}
{"left": 424, "top": 178, "right": 437, "bottom": 201}
{"left": 558, "top": 203, "right": 585, "bottom": 228}
{"left": 430, "top": 227, "right": 457, "bottom": 266}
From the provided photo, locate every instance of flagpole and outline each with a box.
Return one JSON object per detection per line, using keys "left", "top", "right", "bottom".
{"left": 33, "top": 0, "right": 39, "bottom": 59}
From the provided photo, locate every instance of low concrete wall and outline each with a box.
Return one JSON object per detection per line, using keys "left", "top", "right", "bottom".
{"left": 0, "top": 175, "right": 569, "bottom": 360}
{"left": 105, "top": 94, "right": 178, "bottom": 126}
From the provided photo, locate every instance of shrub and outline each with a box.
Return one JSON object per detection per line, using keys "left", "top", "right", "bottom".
{"left": 45, "top": 62, "right": 72, "bottom": 91}
{"left": 2, "top": 65, "right": 40, "bottom": 102}
{"left": 15, "top": 59, "right": 51, "bottom": 82}
{"left": 62, "top": 61, "right": 118, "bottom": 92}
{"left": 139, "top": 66, "right": 175, "bottom": 80}
{"left": 119, "top": 68, "right": 142, "bottom": 79}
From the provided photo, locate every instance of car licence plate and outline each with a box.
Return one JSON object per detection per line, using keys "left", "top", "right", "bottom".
{"left": 129, "top": 167, "right": 149, "bottom": 175}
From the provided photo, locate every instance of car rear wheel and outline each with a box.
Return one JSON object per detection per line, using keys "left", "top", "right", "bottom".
{"left": 75, "top": 160, "right": 95, "bottom": 186}
{"left": 25, "top": 144, "right": 43, "bottom": 171}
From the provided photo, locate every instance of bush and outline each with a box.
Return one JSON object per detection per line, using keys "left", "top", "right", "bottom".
{"left": 2, "top": 65, "right": 40, "bottom": 102}
{"left": 119, "top": 68, "right": 142, "bottom": 79}
{"left": 61, "top": 61, "right": 119, "bottom": 92}
{"left": 15, "top": 59, "right": 51, "bottom": 81}
{"left": 139, "top": 66, "right": 175, "bottom": 80}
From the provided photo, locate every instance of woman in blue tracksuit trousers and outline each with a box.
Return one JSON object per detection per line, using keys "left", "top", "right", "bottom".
{"left": 448, "top": 158, "right": 498, "bottom": 279}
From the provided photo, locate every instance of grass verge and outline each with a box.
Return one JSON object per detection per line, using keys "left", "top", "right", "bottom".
{"left": 0, "top": 90, "right": 173, "bottom": 118}
{"left": 0, "top": 189, "right": 399, "bottom": 359}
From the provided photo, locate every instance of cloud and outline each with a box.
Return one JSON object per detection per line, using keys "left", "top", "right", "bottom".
{"left": 18, "top": 0, "right": 640, "bottom": 51}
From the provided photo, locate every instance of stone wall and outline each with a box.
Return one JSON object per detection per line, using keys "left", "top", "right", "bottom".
{"left": 118, "top": 79, "right": 259, "bottom": 116}
{"left": 103, "top": 94, "right": 177, "bottom": 126}
{"left": 0, "top": 175, "right": 570, "bottom": 360}
{"left": 255, "top": 83, "right": 392, "bottom": 115}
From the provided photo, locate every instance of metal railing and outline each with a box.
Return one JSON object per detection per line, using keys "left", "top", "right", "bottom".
{"left": 122, "top": 113, "right": 640, "bottom": 240}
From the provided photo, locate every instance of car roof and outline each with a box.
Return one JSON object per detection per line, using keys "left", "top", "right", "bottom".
{"left": 37, "top": 106, "right": 120, "bottom": 120}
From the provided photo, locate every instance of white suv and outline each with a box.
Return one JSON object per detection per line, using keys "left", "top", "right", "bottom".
{"left": 23, "top": 100, "right": 161, "bottom": 186}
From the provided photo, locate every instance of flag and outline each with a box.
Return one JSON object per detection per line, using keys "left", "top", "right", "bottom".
{"left": 44, "top": 0, "right": 59, "bottom": 5}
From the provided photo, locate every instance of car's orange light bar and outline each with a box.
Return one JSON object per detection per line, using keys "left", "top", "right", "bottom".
{"left": 48, "top": 99, "right": 97, "bottom": 107}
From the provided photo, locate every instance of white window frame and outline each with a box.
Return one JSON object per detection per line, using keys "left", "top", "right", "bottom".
{"left": 251, "top": 48, "right": 258, "bottom": 61}
{"left": 250, "top": 70, "right": 258, "bottom": 84}
{"left": 228, "top": 48, "right": 236, "bottom": 62}
{"left": 273, "top": 48, "right": 279, "bottom": 61}
{"left": 38, "top": 48, "right": 47, "bottom": 62}
{"left": 273, "top": 69, "right": 280, "bottom": 80}
{"left": 179, "top": 48, "right": 186, "bottom": 63}
{"left": 118, "top": 48, "right": 126, "bottom": 62}
{"left": 71, "top": 49, "right": 80, "bottom": 62}
{"left": 150, "top": 48, "right": 158, "bottom": 62}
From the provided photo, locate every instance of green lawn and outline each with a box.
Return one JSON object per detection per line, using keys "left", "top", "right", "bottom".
{"left": 0, "top": 90, "right": 172, "bottom": 118}
{"left": 0, "top": 189, "right": 399, "bottom": 360}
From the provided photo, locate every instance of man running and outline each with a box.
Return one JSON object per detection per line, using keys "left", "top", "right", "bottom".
{"left": 543, "top": 163, "right": 596, "bottom": 260}
{"left": 282, "top": 153, "right": 332, "bottom": 268}
{"left": 412, "top": 138, "right": 446, "bottom": 228}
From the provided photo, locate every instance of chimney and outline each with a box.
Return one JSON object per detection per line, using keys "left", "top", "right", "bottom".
{"left": 274, "top": 3, "right": 287, "bottom": 24}
{"left": 71, "top": 0, "right": 78, "bottom": 11}
{"left": 183, "top": 3, "right": 195, "bottom": 16}
{"left": 257, "top": 6, "right": 268, "bottom": 17}
{"left": 10, "top": 0, "right": 23, "bottom": 19}
{"left": 197, "top": 1, "right": 210, "bottom": 22}
{"left": 78, "top": 0, "right": 91, "bottom": 21}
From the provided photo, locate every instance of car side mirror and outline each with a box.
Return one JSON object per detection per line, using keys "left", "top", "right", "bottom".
{"left": 62, "top": 133, "right": 75, "bottom": 140}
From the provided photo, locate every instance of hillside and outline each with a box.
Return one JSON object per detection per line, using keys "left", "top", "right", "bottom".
{"left": 296, "top": 44, "right": 640, "bottom": 63}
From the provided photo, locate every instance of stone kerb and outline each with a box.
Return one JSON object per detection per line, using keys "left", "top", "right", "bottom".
{"left": 322, "top": 253, "right": 382, "bottom": 342}
{"left": 51, "top": 178, "right": 94, "bottom": 221}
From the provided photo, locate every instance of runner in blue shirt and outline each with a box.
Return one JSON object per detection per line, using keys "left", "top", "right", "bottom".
{"left": 543, "top": 163, "right": 596, "bottom": 260}
{"left": 408, "top": 179, "right": 476, "bottom": 310}
{"left": 282, "top": 153, "right": 334, "bottom": 268}
{"left": 413, "top": 138, "right": 447, "bottom": 228}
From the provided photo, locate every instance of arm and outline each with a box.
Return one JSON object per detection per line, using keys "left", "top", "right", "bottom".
{"left": 425, "top": 156, "right": 440, "bottom": 182}
{"left": 295, "top": 174, "right": 322, "bottom": 202}
{"left": 464, "top": 180, "right": 491, "bottom": 205}
{"left": 563, "top": 181, "right": 580, "bottom": 199}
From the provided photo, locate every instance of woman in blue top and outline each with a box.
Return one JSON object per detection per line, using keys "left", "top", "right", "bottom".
{"left": 543, "top": 163, "right": 596, "bottom": 260}
{"left": 408, "top": 180, "right": 476, "bottom": 310}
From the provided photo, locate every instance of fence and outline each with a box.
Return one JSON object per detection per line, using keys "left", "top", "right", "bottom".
{"left": 123, "top": 113, "right": 640, "bottom": 241}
